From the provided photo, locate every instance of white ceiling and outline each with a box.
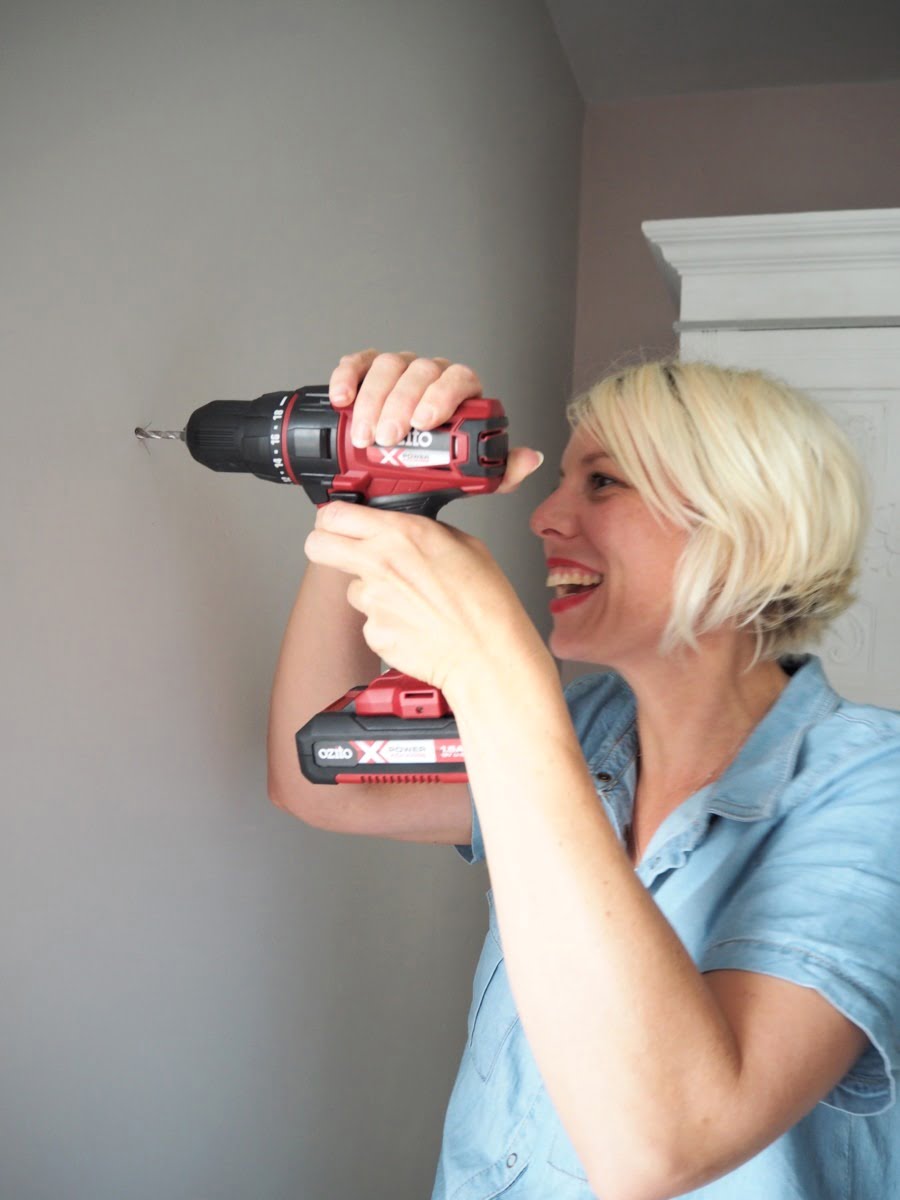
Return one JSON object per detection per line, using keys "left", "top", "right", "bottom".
{"left": 544, "top": 0, "right": 900, "bottom": 103}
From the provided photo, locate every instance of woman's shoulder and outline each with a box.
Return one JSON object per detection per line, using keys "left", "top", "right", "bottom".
{"left": 830, "top": 692, "right": 900, "bottom": 738}
{"left": 782, "top": 654, "right": 899, "bottom": 732}
{"left": 766, "top": 655, "right": 900, "bottom": 785}
{"left": 814, "top": 688, "right": 900, "bottom": 766}
{"left": 791, "top": 685, "right": 900, "bottom": 821}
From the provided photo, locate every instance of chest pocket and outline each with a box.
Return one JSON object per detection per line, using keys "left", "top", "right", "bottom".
{"left": 466, "top": 890, "right": 520, "bottom": 1082}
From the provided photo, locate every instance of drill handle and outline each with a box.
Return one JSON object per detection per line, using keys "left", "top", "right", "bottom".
{"left": 364, "top": 490, "right": 465, "bottom": 519}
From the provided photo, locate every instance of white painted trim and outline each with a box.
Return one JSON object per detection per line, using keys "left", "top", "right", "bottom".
{"left": 675, "top": 317, "right": 900, "bottom": 332}
{"left": 643, "top": 209, "right": 900, "bottom": 323}
{"left": 678, "top": 327, "right": 900, "bottom": 389}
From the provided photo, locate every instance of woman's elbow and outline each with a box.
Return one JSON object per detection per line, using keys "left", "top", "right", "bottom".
{"left": 584, "top": 1139, "right": 694, "bottom": 1200}
{"left": 588, "top": 1140, "right": 735, "bottom": 1200}
{"left": 267, "top": 767, "right": 319, "bottom": 824}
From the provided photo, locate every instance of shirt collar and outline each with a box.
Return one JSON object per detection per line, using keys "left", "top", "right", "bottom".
{"left": 708, "top": 654, "right": 840, "bottom": 820}
{"left": 584, "top": 654, "right": 840, "bottom": 821}
{"left": 583, "top": 687, "right": 638, "bottom": 786}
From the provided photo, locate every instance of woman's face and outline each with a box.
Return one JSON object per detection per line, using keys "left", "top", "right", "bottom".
{"left": 529, "top": 427, "right": 689, "bottom": 669}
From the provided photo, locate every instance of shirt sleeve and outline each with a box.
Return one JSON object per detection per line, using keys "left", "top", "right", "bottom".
{"left": 454, "top": 782, "right": 485, "bottom": 864}
{"left": 699, "top": 735, "right": 900, "bottom": 1115}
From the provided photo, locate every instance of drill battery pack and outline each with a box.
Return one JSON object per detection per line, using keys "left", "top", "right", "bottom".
{"left": 295, "top": 670, "right": 467, "bottom": 785}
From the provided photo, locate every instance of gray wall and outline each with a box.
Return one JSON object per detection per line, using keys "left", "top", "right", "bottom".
{"left": 573, "top": 78, "right": 900, "bottom": 390}
{"left": 1, "top": 3, "right": 582, "bottom": 1197}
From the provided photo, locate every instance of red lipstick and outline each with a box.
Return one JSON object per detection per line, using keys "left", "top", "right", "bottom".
{"left": 549, "top": 589, "right": 599, "bottom": 614}
{"left": 546, "top": 556, "right": 602, "bottom": 572}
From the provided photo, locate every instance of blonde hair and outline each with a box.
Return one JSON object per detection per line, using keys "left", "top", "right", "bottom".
{"left": 566, "top": 360, "right": 869, "bottom": 664}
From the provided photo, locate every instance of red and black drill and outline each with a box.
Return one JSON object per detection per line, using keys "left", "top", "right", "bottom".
{"left": 137, "top": 386, "right": 508, "bottom": 785}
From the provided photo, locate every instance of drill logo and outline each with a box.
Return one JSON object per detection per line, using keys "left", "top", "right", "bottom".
{"left": 353, "top": 740, "right": 390, "bottom": 763}
{"left": 374, "top": 430, "right": 452, "bottom": 470}
{"left": 316, "top": 744, "right": 354, "bottom": 761}
{"left": 351, "top": 739, "right": 440, "bottom": 764}
{"left": 402, "top": 430, "right": 433, "bottom": 447}
{"left": 377, "top": 431, "right": 432, "bottom": 466}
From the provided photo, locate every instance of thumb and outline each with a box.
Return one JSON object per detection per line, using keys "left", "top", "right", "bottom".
{"left": 496, "top": 446, "right": 545, "bottom": 494}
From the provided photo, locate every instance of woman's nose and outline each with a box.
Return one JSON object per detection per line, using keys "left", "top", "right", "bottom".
{"left": 529, "top": 487, "right": 573, "bottom": 539}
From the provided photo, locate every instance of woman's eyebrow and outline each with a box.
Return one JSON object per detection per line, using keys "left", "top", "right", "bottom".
{"left": 559, "top": 451, "right": 615, "bottom": 477}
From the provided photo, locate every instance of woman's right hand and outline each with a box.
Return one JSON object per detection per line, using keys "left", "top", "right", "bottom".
{"left": 328, "top": 348, "right": 543, "bottom": 493}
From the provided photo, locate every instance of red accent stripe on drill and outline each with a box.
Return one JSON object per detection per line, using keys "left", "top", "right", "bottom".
{"left": 280, "top": 391, "right": 301, "bottom": 485}
{"left": 335, "top": 773, "right": 469, "bottom": 785}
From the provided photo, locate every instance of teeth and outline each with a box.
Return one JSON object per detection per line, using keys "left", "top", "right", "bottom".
{"left": 546, "top": 569, "right": 603, "bottom": 588}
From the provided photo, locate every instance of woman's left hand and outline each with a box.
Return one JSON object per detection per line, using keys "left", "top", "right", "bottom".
{"left": 303, "top": 503, "right": 551, "bottom": 700}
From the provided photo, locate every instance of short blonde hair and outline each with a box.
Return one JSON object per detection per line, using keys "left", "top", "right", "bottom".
{"left": 566, "top": 360, "right": 869, "bottom": 663}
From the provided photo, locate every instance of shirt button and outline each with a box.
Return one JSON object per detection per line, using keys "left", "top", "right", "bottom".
{"left": 596, "top": 771, "right": 612, "bottom": 783}
{"left": 506, "top": 1153, "right": 518, "bottom": 1168}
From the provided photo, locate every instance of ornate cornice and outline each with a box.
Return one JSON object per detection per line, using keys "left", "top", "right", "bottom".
{"left": 642, "top": 209, "right": 900, "bottom": 324}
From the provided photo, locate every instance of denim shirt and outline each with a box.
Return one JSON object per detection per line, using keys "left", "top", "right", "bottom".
{"left": 432, "top": 656, "right": 900, "bottom": 1200}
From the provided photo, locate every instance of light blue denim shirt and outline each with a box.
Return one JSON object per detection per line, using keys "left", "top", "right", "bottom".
{"left": 432, "top": 655, "right": 900, "bottom": 1200}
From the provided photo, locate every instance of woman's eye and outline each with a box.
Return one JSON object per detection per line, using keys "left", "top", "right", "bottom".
{"left": 588, "top": 472, "right": 618, "bottom": 492}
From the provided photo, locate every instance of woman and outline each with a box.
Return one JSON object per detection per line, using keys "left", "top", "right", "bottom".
{"left": 268, "top": 349, "right": 900, "bottom": 1200}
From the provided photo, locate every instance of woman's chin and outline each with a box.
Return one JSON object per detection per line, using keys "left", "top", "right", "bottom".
{"left": 549, "top": 619, "right": 625, "bottom": 668}
{"left": 549, "top": 628, "right": 597, "bottom": 663}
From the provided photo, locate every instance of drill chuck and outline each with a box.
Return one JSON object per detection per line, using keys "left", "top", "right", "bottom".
{"left": 185, "top": 387, "right": 339, "bottom": 500}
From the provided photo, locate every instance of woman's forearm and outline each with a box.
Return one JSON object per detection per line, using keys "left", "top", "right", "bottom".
{"left": 447, "top": 656, "right": 743, "bottom": 1200}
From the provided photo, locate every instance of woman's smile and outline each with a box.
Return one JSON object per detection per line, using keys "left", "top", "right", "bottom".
{"left": 545, "top": 555, "right": 604, "bottom": 611}
{"left": 549, "top": 585, "right": 603, "bottom": 614}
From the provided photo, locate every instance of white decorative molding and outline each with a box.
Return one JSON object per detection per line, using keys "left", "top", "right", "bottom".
{"left": 643, "top": 209, "right": 900, "bottom": 323}
{"left": 678, "top": 328, "right": 900, "bottom": 389}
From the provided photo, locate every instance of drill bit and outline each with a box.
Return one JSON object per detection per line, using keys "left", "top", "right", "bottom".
{"left": 134, "top": 426, "right": 185, "bottom": 441}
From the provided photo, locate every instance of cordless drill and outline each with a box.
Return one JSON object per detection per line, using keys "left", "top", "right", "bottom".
{"left": 172, "top": 385, "right": 508, "bottom": 784}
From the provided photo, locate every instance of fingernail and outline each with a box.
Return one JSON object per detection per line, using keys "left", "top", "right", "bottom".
{"left": 352, "top": 422, "right": 373, "bottom": 448}
{"left": 534, "top": 452, "right": 545, "bottom": 469}
{"left": 410, "top": 404, "right": 435, "bottom": 429}
{"left": 331, "top": 387, "right": 351, "bottom": 405}
{"left": 375, "top": 420, "right": 401, "bottom": 446}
